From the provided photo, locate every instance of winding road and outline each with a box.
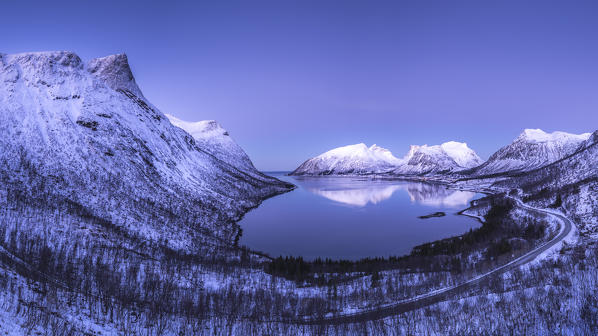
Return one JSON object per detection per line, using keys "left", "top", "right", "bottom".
{"left": 0, "top": 196, "right": 575, "bottom": 326}
{"left": 296, "top": 197, "right": 574, "bottom": 325}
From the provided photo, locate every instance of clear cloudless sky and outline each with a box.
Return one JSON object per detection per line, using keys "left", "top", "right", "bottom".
{"left": 3, "top": 0, "right": 598, "bottom": 170}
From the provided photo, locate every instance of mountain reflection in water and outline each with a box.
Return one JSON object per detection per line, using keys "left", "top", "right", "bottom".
{"left": 296, "top": 176, "right": 475, "bottom": 207}
{"left": 405, "top": 183, "right": 476, "bottom": 208}
{"left": 308, "top": 185, "right": 402, "bottom": 206}
{"left": 239, "top": 173, "right": 482, "bottom": 260}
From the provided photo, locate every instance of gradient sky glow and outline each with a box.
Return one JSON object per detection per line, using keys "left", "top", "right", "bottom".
{"left": 3, "top": 0, "right": 598, "bottom": 170}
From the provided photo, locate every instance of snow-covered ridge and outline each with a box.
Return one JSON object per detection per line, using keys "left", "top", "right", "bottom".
{"left": 2, "top": 51, "right": 140, "bottom": 93}
{"left": 396, "top": 141, "right": 483, "bottom": 175}
{"left": 439, "top": 141, "right": 483, "bottom": 168}
{"left": 290, "top": 128, "right": 592, "bottom": 178}
{"left": 518, "top": 128, "right": 591, "bottom": 143}
{"left": 466, "top": 128, "right": 591, "bottom": 177}
{"left": 166, "top": 114, "right": 256, "bottom": 171}
{"left": 319, "top": 143, "right": 402, "bottom": 164}
{"left": 291, "top": 141, "right": 483, "bottom": 176}
{"left": 402, "top": 141, "right": 481, "bottom": 167}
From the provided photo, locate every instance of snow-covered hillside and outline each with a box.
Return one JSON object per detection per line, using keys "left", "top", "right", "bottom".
{"left": 290, "top": 143, "right": 402, "bottom": 175}
{"left": 465, "top": 129, "right": 590, "bottom": 177}
{"left": 392, "top": 141, "right": 483, "bottom": 176}
{"left": 496, "top": 130, "right": 598, "bottom": 232}
{"left": 0, "top": 51, "right": 292, "bottom": 251}
{"left": 166, "top": 114, "right": 256, "bottom": 171}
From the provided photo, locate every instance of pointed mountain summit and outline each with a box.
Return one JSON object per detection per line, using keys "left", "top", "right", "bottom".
{"left": 87, "top": 53, "right": 143, "bottom": 97}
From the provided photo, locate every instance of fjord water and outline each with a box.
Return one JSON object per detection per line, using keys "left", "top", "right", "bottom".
{"left": 239, "top": 173, "right": 482, "bottom": 260}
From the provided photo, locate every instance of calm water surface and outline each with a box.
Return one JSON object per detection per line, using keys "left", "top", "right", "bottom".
{"left": 239, "top": 172, "right": 482, "bottom": 260}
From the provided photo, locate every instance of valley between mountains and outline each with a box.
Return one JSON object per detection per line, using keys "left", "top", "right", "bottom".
{"left": 1, "top": 51, "right": 598, "bottom": 335}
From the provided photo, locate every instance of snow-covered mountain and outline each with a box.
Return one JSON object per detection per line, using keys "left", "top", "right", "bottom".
{"left": 290, "top": 143, "right": 402, "bottom": 175}
{"left": 392, "top": 141, "right": 483, "bottom": 176}
{"left": 495, "top": 130, "right": 598, "bottom": 230}
{"left": 465, "top": 129, "right": 591, "bottom": 177}
{"left": 291, "top": 141, "right": 483, "bottom": 176}
{"left": 166, "top": 114, "right": 256, "bottom": 171}
{"left": 0, "top": 51, "right": 292, "bottom": 251}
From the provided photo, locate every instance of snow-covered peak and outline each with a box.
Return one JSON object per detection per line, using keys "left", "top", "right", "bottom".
{"left": 439, "top": 141, "right": 483, "bottom": 168}
{"left": 1, "top": 51, "right": 84, "bottom": 87}
{"left": 517, "top": 128, "right": 591, "bottom": 143}
{"left": 322, "top": 143, "right": 402, "bottom": 164}
{"left": 0, "top": 51, "right": 144, "bottom": 99}
{"left": 580, "top": 130, "right": 598, "bottom": 150}
{"left": 290, "top": 143, "right": 402, "bottom": 175}
{"left": 320, "top": 143, "right": 369, "bottom": 158}
{"left": 402, "top": 141, "right": 482, "bottom": 169}
{"left": 369, "top": 144, "right": 387, "bottom": 152}
{"left": 165, "top": 114, "right": 256, "bottom": 170}
{"left": 166, "top": 114, "right": 228, "bottom": 139}
{"left": 391, "top": 141, "right": 483, "bottom": 176}
{"left": 87, "top": 53, "right": 142, "bottom": 97}
{"left": 403, "top": 144, "right": 446, "bottom": 159}
{"left": 404, "top": 144, "right": 427, "bottom": 158}
{"left": 3, "top": 51, "right": 83, "bottom": 68}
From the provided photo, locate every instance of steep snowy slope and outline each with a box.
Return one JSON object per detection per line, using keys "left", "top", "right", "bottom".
{"left": 392, "top": 141, "right": 483, "bottom": 175}
{"left": 495, "top": 130, "right": 598, "bottom": 231}
{"left": 166, "top": 114, "right": 256, "bottom": 171}
{"left": 290, "top": 143, "right": 403, "bottom": 175}
{"left": 0, "top": 51, "right": 292, "bottom": 251}
{"left": 465, "top": 129, "right": 590, "bottom": 177}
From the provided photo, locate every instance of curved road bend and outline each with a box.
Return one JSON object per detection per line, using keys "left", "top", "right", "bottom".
{"left": 295, "top": 198, "right": 573, "bottom": 325}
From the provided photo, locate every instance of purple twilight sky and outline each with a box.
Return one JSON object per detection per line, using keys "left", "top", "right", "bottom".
{"left": 3, "top": 0, "right": 598, "bottom": 170}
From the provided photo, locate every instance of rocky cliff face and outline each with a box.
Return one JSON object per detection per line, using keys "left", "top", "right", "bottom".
{"left": 0, "top": 51, "right": 293, "bottom": 252}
